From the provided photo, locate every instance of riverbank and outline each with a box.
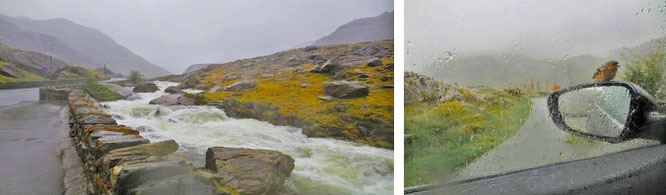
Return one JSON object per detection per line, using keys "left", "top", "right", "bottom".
{"left": 168, "top": 40, "right": 395, "bottom": 148}
{"left": 103, "top": 81, "right": 394, "bottom": 194}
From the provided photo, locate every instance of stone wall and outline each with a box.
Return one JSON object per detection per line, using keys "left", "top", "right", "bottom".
{"left": 40, "top": 86, "right": 75, "bottom": 100}
{"left": 0, "top": 79, "right": 85, "bottom": 90}
{"left": 66, "top": 89, "right": 295, "bottom": 195}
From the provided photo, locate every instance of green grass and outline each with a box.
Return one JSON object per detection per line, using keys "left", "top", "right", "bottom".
{"left": 83, "top": 80, "right": 123, "bottom": 101}
{"left": 0, "top": 60, "right": 46, "bottom": 82}
{"left": 405, "top": 94, "right": 532, "bottom": 186}
{"left": 565, "top": 134, "right": 598, "bottom": 147}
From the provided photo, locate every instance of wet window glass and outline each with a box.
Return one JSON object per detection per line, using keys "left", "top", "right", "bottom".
{"left": 405, "top": 0, "right": 666, "bottom": 187}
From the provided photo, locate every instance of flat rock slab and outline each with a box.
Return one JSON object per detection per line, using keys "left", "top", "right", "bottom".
{"left": 95, "top": 135, "right": 141, "bottom": 147}
{"left": 79, "top": 114, "right": 117, "bottom": 125}
{"left": 205, "top": 147, "right": 295, "bottom": 194}
{"left": 149, "top": 94, "right": 196, "bottom": 106}
{"left": 149, "top": 94, "right": 181, "bottom": 106}
{"left": 224, "top": 80, "right": 258, "bottom": 92}
{"left": 126, "top": 174, "right": 218, "bottom": 195}
{"left": 114, "top": 160, "right": 190, "bottom": 194}
{"left": 94, "top": 138, "right": 149, "bottom": 159}
{"left": 165, "top": 86, "right": 185, "bottom": 94}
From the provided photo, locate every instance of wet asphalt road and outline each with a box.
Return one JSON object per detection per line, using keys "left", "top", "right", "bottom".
{"left": 453, "top": 98, "right": 659, "bottom": 180}
{"left": 0, "top": 88, "right": 64, "bottom": 194}
{"left": 0, "top": 88, "right": 39, "bottom": 108}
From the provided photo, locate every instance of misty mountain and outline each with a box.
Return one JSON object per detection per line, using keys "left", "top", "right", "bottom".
{"left": 183, "top": 63, "right": 211, "bottom": 74}
{"left": 312, "top": 11, "right": 393, "bottom": 46}
{"left": 419, "top": 53, "right": 606, "bottom": 88}
{"left": 0, "top": 14, "right": 170, "bottom": 77}
{"left": 182, "top": 11, "right": 395, "bottom": 74}
{"left": 417, "top": 36, "right": 666, "bottom": 89}
{"left": 0, "top": 17, "right": 91, "bottom": 66}
{"left": 0, "top": 43, "right": 94, "bottom": 81}
{"left": 609, "top": 36, "right": 666, "bottom": 59}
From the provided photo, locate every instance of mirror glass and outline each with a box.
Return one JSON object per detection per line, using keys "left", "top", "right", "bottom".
{"left": 558, "top": 86, "right": 631, "bottom": 138}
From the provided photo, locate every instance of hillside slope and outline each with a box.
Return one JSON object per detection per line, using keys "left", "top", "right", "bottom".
{"left": 609, "top": 36, "right": 666, "bottom": 58}
{"left": 166, "top": 40, "right": 394, "bottom": 148}
{"left": 0, "top": 43, "right": 97, "bottom": 82}
{"left": 312, "top": 12, "right": 393, "bottom": 46}
{"left": 0, "top": 14, "right": 169, "bottom": 77}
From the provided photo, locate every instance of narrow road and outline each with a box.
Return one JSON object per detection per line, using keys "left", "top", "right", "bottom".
{"left": 0, "top": 89, "right": 65, "bottom": 194}
{"left": 453, "top": 98, "right": 659, "bottom": 180}
{"left": 0, "top": 88, "right": 38, "bottom": 107}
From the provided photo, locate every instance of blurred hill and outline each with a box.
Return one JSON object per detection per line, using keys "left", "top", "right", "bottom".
{"left": 0, "top": 14, "right": 170, "bottom": 77}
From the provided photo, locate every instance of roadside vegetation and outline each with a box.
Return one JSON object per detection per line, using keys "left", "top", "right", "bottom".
{"left": 82, "top": 75, "right": 123, "bottom": 102}
{"left": 404, "top": 72, "right": 532, "bottom": 186}
{"left": 128, "top": 70, "right": 145, "bottom": 85}
{"left": 565, "top": 134, "right": 598, "bottom": 147}
{"left": 0, "top": 60, "right": 46, "bottom": 82}
{"left": 622, "top": 40, "right": 666, "bottom": 100}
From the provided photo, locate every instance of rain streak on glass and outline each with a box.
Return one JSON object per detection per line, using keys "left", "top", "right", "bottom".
{"left": 405, "top": 0, "right": 666, "bottom": 187}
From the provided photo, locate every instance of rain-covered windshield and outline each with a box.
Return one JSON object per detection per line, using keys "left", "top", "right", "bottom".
{"left": 405, "top": 0, "right": 666, "bottom": 187}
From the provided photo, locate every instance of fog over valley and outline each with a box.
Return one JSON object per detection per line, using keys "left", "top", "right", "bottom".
{"left": 0, "top": 0, "right": 393, "bottom": 74}
{"left": 406, "top": 0, "right": 666, "bottom": 87}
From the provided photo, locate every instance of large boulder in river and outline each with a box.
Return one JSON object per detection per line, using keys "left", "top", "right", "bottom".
{"left": 323, "top": 80, "right": 369, "bottom": 98}
{"left": 164, "top": 86, "right": 184, "bottom": 94}
{"left": 205, "top": 147, "right": 295, "bottom": 194}
{"left": 176, "top": 95, "right": 195, "bottom": 105}
{"left": 112, "top": 160, "right": 192, "bottom": 194}
{"left": 149, "top": 94, "right": 180, "bottom": 106}
{"left": 149, "top": 94, "right": 197, "bottom": 106}
{"left": 224, "top": 80, "right": 257, "bottom": 92}
{"left": 133, "top": 83, "right": 159, "bottom": 93}
{"left": 127, "top": 94, "right": 143, "bottom": 101}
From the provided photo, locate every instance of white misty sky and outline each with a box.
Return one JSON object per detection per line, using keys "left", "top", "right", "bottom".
{"left": 0, "top": 0, "right": 393, "bottom": 73}
{"left": 406, "top": 0, "right": 666, "bottom": 71}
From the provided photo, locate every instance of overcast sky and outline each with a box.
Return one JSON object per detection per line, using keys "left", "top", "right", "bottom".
{"left": 0, "top": 0, "right": 393, "bottom": 73}
{"left": 406, "top": 0, "right": 666, "bottom": 72}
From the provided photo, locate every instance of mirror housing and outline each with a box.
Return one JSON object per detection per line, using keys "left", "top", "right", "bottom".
{"left": 548, "top": 81, "right": 660, "bottom": 143}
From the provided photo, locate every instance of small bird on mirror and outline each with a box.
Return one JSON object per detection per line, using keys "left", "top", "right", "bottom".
{"left": 593, "top": 61, "right": 621, "bottom": 82}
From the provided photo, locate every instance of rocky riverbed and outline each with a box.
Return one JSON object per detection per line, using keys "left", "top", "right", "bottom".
{"left": 102, "top": 81, "right": 394, "bottom": 194}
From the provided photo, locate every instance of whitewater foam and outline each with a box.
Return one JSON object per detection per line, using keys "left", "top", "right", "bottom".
{"left": 102, "top": 81, "right": 393, "bottom": 194}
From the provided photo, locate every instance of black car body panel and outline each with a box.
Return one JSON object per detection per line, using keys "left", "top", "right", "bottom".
{"left": 406, "top": 141, "right": 666, "bottom": 194}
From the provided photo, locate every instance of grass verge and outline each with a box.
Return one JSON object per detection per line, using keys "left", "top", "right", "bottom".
{"left": 405, "top": 93, "right": 531, "bottom": 186}
{"left": 83, "top": 80, "right": 123, "bottom": 102}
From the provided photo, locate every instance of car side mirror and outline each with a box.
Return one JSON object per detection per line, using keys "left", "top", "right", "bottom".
{"left": 548, "top": 81, "right": 662, "bottom": 143}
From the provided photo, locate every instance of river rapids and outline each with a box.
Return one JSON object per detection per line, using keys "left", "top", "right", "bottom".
{"left": 102, "top": 81, "right": 393, "bottom": 194}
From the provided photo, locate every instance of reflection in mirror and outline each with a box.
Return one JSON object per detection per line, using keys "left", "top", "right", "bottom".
{"left": 558, "top": 86, "right": 631, "bottom": 138}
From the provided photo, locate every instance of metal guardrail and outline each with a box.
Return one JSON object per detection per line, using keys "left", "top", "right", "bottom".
{"left": 0, "top": 79, "right": 87, "bottom": 90}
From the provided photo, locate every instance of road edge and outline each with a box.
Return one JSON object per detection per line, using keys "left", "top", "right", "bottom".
{"left": 57, "top": 107, "right": 89, "bottom": 195}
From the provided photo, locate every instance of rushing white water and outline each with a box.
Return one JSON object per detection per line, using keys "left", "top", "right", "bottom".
{"left": 102, "top": 81, "right": 393, "bottom": 194}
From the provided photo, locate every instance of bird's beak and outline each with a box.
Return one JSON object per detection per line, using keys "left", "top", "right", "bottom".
{"left": 617, "top": 64, "right": 621, "bottom": 67}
